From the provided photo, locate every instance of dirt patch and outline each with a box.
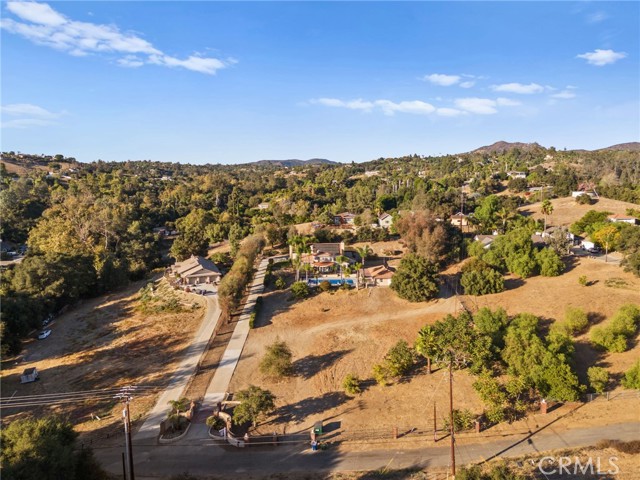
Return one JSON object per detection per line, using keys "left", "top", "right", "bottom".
{"left": 518, "top": 196, "right": 639, "bottom": 227}
{"left": 0, "top": 278, "right": 206, "bottom": 443}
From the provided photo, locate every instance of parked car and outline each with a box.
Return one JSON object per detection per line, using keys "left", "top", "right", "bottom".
{"left": 38, "top": 329, "right": 52, "bottom": 340}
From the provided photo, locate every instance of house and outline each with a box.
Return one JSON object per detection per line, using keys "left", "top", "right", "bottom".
{"left": 581, "top": 240, "right": 596, "bottom": 251}
{"left": 608, "top": 214, "right": 638, "bottom": 225}
{"left": 449, "top": 212, "right": 469, "bottom": 228}
{"left": 170, "top": 255, "right": 222, "bottom": 285}
{"left": 571, "top": 191, "right": 597, "bottom": 199}
{"left": 291, "top": 242, "right": 348, "bottom": 274}
{"left": 21, "top": 367, "right": 39, "bottom": 384}
{"left": 507, "top": 171, "right": 527, "bottom": 179}
{"left": 378, "top": 213, "right": 393, "bottom": 229}
{"left": 363, "top": 265, "right": 395, "bottom": 287}
{"left": 257, "top": 202, "right": 270, "bottom": 210}
{"left": 333, "top": 212, "right": 356, "bottom": 226}
{"left": 474, "top": 234, "right": 497, "bottom": 249}
{"left": 153, "top": 226, "right": 169, "bottom": 236}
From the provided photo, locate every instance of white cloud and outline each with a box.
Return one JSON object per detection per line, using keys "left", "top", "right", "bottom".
{"left": 491, "top": 83, "right": 544, "bottom": 94}
{"left": 310, "top": 98, "right": 374, "bottom": 111}
{"left": 375, "top": 100, "right": 435, "bottom": 116}
{"left": 496, "top": 97, "right": 521, "bottom": 107}
{"left": 577, "top": 49, "right": 627, "bottom": 66}
{"left": 551, "top": 90, "right": 577, "bottom": 99}
{"left": 454, "top": 98, "right": 498, "bottom": 115}
{"left": 436, "top": 108, "right": 466, "bottom": 117}
{"left": 1, "top": 1, "right": 229, "bottom": 75}
{"left": 424, "top": 74, "right": 460, "bottom": 86}
{"left": 587, "top": 11, "right": 608, "bottom": 24}
{"left": 1, "top": 103, "right": 65, "bottom": 128}
{"left": 459, "top": 81, "right": 475, "bottom": 88}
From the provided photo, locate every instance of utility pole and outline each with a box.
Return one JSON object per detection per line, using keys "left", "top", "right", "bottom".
{"left": 433, "top": 402, "right": 437, "bottom": 442}
{"left": 449, "top": 360, "right": 456, "bottom": 477}
{"left": 115, "top": 387, "right": 136, "bottom": 480}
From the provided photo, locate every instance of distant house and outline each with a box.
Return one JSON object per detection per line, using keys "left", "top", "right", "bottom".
{"left": 507, "top": 171, "right": 527, "bottom": 179}
{"left": 608, "top": 214, "right": 638, "bottom": 225}
{"left": 581, "top": 240, "right": 596, "bottom": 251}
{"left": 291, "top": 242, "right": 348, "bottom": 274}
{"left": 170, "top": 255, "right": 222, "bottom": 285}
{"left": 571, "top": 191, "right": 597, "bottom": 199}
{"left": 449, "top": 212, "right": 469, "bottom": 228}
{"left": 474, "top": 234, "right": 497, "bottom": 249}
{"left": 378, "top": 213, "right": 393, "bottom": 229}
{"left": 153, "top": 226, "right": 169, "bottom": 236}
{"left": 21, "top": 367, "right": 39, "bottom": 384}
{"left": 333, "top": 212, "right": 357, "bottom": 226}
{"left": 363, "top": 265, "right": 395, "bottom": 287}
{"left": 257, "top": 202, "right": 270, "bottom": 210}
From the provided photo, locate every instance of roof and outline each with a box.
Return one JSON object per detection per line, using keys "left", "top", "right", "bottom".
{"left": 22, "top": 367, "right": 37, "bottom": 375}
{"left": 450, "top": 212, "right": 468, "bottom": 219}
{"left": 364, "top": 265, "right": 395, "bottom": 279}
{"left": 379, "top": 213, "right": 392, "bottom": 221}
{"left": 335, "top": 212, "right": 356, "bottom": 218}
{"left": 608, "top": 214, "right": 636, "bottom": 220}
{"left": 173, "top": 256, "right": 221, "bottom": 277}
{"left": 474, "top": 234, "right": 497, "bottom": 246}
{"left": 313, "top": 261, "right": 334, "bottom": 268}
{"left": 311, "top": 243, "right": 343, "bottom": 255}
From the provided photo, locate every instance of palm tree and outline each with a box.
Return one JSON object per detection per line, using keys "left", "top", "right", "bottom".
{"left": 541, "top": 199, "right": 554, "bottom": 234}
{"left": 335, "top": 255, "right": 349, "bottom": 283}
{"left": 353, "top": 262, "right": 363, "bottom": 289}
{"left": 355, "top": 245, "right": 373, "bottom": 268}
{"left": 415, "top": 325, "right": 439, "bottom": 374}
{"left": 288, "top": 236, "right": 310, "bottom": 281}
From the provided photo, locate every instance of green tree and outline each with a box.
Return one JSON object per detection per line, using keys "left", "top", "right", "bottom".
{"left": 384, "top": 340, "right": 415, "bottom": 378}
{"left": 622, "top": 359, "right": 640, "bottom": 389}
{"left": 390, "top": 253, "right": 439, "bottom": 302}
{"left": 259, "top": 340, "right": 293, "bottom": 378}
{"left": 535, "top": 248, "right": 565, "bottom": 277}
{"left": 1, "top": 416, "right": 109, "bottom": 480}
{"left": 591, "top": 224, "right": 621, "bottom": 262}
{"left": 342, "top": 373, "right": 362, "bottom": 396}
{"left": 291, "top": 281, "right": 310, "bottom": 299}
{"left": 233, "top": 385, "right": 276, "bottom": 427}
{"left": 415, "top": 325, "right": 439, "bottom": 374}
{"left": 587, "top": 366, "right": 609, "bottom": 393}
{"left": 170, "top": 209, "right": 212, "bottom": 260}
{"left": 541, "top": 199, "right": 554, "bottom": 233}
{"left": 460, "top": 259, "right": 504, "bottom": 295}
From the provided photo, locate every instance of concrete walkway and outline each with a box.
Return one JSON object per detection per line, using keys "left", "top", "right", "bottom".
{"left": 199, "top": 256, "right": 274, "bottom": 421}
{"left": 135, "top": 294, "right": 221, "bottom": 442}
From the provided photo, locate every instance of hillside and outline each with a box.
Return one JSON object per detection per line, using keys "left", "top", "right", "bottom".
{"left": 597, "top": 142, "right": 640, "bottom": 152}
{"left": 252, "top": 158, "right": 339, "bottom": 167}
{"left": 471, "top": 141, "right": 543, "bottom": 154}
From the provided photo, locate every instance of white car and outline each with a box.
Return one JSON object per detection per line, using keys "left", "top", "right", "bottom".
{"left": 38, "top": 329, "right": 52, "bottom": 340}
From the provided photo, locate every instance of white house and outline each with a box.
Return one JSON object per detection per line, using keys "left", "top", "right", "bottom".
{"left": 257, "top": 202, "right": 270, "bottom": 210}
{"left": 378, "top": 213, "right": 393, "bottom": 229}
{"left": 449, "top": 212, "right": 469, "bottom": 228}
{"left": 507, "top": 171, "right": 527, "bottom": 179}
{"left": 474, "top": 234, "right": 497, "bottom": 249}
{"left": 608, "top": 214, "right": 638, "bottom": 225}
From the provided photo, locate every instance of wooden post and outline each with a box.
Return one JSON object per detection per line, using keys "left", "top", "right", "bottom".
{"left": 433, "top": 403, "right": 437, "bottom": 442}
{"left": 393, "top": 426, "right": 398, "bottom": 439}
{"left": 449, "top": 360, "right": 455, "bottom": 477}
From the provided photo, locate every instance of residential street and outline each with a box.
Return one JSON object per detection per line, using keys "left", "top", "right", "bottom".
{"left": 97, "top": 421, "right": 640, "bottom": 478}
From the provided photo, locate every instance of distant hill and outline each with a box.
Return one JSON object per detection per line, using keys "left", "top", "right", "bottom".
{"left": 471, "top": 141, "right": 543, "bottom": 154}
{"left": 596, "top": 142, "right": 640, "bottom": 152}
{"left": 252, "top": 158, "right": 339, "bottom": 167}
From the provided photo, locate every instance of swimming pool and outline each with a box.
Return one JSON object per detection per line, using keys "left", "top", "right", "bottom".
{"left": 308, "top": 278, "right": 355, "bottom": 286}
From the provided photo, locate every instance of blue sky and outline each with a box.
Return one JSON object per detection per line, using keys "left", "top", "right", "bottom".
{"left": 1, "top": 1, "right": 638, "bottom": 164}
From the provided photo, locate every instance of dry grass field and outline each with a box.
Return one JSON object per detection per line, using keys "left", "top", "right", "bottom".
{"left": 0, "top": 278, "right": 206, "bottom": 441}
{"left": 230, "top": 248, "right": 640, "bottom": 437}
{"left": 519, "top": 196, "right": 639, "bottom": 227}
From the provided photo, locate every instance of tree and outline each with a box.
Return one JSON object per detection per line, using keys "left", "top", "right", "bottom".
{"left": 291, "top": 281, "right": 310, "bottom": 299}
{"left": 460, "top": 259, "right": 504, "bottom": 295}
{"left": 394, "top": 211, "right": 460, "bottom": 264}
{"left": 233, "top": 385, "right": 276, "bottom": 427}
{"left": 342, "top": 373, "right": 362, "bottom": 396}
{"left": 384, "top": 340, "right": 415, "bottom": 378}
{"left": 622, "top": 359, "right": 640, "bottom": 389}
{"left": 259, "top": 340, "right": 293, "bottom": 378}
{"left": 541, "top": 199, "right": 554, "bottom": 233}
{"left": 415, "top": 325, "right": 438, "bottom": 374}
{"left": 1, "top": 416, "right": 108, "bottom": 480}
{"left": 587, "top": 367, "right": 609, "bottom": 393}
{"left": 390, "top": 253, "right": 439, "bottom": 302}
{"left": 535, "top": 248, "right": 564, "bottom": 277}
{"left": 592, "top": 224, "right": 621, "bottom": 262}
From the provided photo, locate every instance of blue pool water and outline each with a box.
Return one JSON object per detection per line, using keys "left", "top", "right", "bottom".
{"left": 308, "top": 278, "right": 355, "bottom": 286}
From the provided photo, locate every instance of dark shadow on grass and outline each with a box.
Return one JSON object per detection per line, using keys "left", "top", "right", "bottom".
{"left": 293, "top": 349, "right": 352, "bottom": 379}
{"left": 272, "top": 391, "right": 349, "bottom": 424}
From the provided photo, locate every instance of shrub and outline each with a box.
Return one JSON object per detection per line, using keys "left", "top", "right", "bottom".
{"left": 536, "top": 248, "right": 565, "bottom": 277}
{"left": 372, "top": 363, "right": 389, "bottom": 386}
{"left": 390, "top": 253, "right": 439, "bottom": 302}
{"left": 622, "top": 359, "right": 640, "bottom": 389}
{"left": 575, "top": 193, "right": 593, "bottom": 205}
{"left": 249, "top": 312, "right": 256, "bottom": 328}
{"left": 274, "top": 276, "right": 286, "bottom": 290}
{"left": 590, "top": 304, "right": 640, "bottom": 353}
{"left": 578, "top": 275, "right": 588, "bottom": 286}
{"left": 442, "top": 409, "right": 475, "bottom": 433}
{"left": 587, "top": 366, "right": 609, "bottom": 393}
{"left": 383, "top": 340, "right": 415, "bottom": 378}
{"left": 318, "top": 280, "right": 331, "bottom": 292}
{"left": 563, "top": 307, "right": 589, "bottom": 335}
{"left": 291, "top": 281, "right": 310, "bottom": 299}
{"left": 590, "top": 327, "right": 628, "bottom": 353}
{"left": 259, "top": 340, "right": 293, "bottom": 378}
{"left": 206, "top": 416, "right": 226, "bottom": 430}
{"left": 342, "top": 373, "right": 361, "bottom": 396}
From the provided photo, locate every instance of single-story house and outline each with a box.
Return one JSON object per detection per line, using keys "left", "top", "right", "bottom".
{"left": 21, "top": 367, "right": 39, "bottom": 384}
{"left": 378, "top": 213, "right": 393, "bottom": 229}
{"left": 571, "top": 191, "right": 597, "bottom": 199}
{"left": 257, "top": 202, "right": 270, "bottom": 210}
{"left": 170, "top": 255, "right": 222, "bottom": 285}
{"left": 363, "top": 265, "right": 395, "bottom": 287}
{"left": 507, "top": 171, "right": 527, "bottom": 179}
{"left": 474, "top": 234, "right": 497, "bottom": 249}
{"left": 333, "top": 212, "right": 357, "bottom": 226}
{"left": 608, "top": 214, "right": 638, "bottom": 225}
{"left": 449, "top": 212, "right": 469, "bottom": 228}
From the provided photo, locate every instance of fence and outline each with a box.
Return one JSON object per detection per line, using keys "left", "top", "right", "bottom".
{"left": 584, "top": 389, "right": 640, "bottom": 403}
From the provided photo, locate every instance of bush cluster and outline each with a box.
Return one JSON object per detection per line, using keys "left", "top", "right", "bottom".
{"left": 590, "top": 304, "right": 640, "bottom": 353}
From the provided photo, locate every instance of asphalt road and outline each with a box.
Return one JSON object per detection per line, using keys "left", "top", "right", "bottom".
{"left": 96, "top": 421, "right": 640, "bottom": 478}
